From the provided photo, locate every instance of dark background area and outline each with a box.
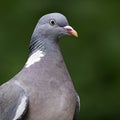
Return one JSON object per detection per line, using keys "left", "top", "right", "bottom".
{"left": 0, "top": 0, "right": 120, "bottom": 120}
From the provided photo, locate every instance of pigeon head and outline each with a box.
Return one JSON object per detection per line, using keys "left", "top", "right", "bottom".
{"left": 32, "top": 13, "right": 78, "bottom": 39}
{"left": 29, "top": 13, "right": 78, "bottom": 54}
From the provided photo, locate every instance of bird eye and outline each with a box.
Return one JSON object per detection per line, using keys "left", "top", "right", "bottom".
{"left": 49, "top": 19, "right": 56, "bottom": 26}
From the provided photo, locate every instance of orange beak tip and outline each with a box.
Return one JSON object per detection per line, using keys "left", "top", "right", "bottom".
{"left": 71, "top": 30, "right": 78, "bottom": 37}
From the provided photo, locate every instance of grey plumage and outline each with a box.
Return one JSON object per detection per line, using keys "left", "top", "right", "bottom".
{"left": 0, "top": 13, "right": 80, "bottom": 120}
{"left": 0, "top": 82, "right": 28, "bottom": 120}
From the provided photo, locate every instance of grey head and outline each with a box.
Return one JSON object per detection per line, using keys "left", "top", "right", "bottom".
{"left": 29, "top": 13, "right": 78, "bottom": 54}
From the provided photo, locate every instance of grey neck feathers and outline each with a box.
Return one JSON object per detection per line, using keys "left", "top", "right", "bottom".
{"left": 29, "top": 36, "right": 46, "bottom": 55}
{"left": 29, "top": 36, "right": 60, "bottom": 56}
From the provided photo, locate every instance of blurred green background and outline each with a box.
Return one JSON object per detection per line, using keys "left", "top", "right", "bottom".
{"left": 0, "top": 0, "right": 120, "bottom": 120}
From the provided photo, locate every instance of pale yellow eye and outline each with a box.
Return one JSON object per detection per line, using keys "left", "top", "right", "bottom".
{"left": 49, "top": 19, "right": 56, "bottom": 26}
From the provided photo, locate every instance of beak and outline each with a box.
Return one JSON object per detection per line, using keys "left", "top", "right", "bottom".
{"left": 64, "top": 25, "right": 78, "bottom": 37}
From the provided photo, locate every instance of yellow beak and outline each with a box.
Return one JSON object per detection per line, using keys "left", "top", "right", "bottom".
{"left": 64, "top": 25, "right": 78, "bottom": 37}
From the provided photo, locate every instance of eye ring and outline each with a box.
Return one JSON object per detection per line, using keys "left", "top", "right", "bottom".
{"left": 49, "top": 19, "right": 56, "bottom": 26}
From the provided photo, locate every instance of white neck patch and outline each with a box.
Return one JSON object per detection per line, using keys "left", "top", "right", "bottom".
{"left": 25, "top": 50, "right": 45, "bottom": 68}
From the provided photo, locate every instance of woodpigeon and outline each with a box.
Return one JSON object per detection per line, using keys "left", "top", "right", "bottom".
{"left": 0, "top": 13, "right": 80, "bottom": 120}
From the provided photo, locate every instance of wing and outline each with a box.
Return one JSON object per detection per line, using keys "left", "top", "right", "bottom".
{"left": 0, "top": 81, "right": 29, "bottom": 120}
{"left": 73, "top": 94, "right": 80, "bottom": 120}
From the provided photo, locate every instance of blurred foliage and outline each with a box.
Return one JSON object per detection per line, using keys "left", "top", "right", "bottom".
{"left": 0, "top": 0, "right": 120, "bottom": 120}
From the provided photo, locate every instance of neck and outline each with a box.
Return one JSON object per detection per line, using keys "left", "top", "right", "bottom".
{"left": 29, "top": 35, "right": 59, "bottom": 54}
{"left": 25, "top": 36, "right": 61, "bottom": 68}
{"left": 29, "top": 36, "right": 46, "bottom": 55}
